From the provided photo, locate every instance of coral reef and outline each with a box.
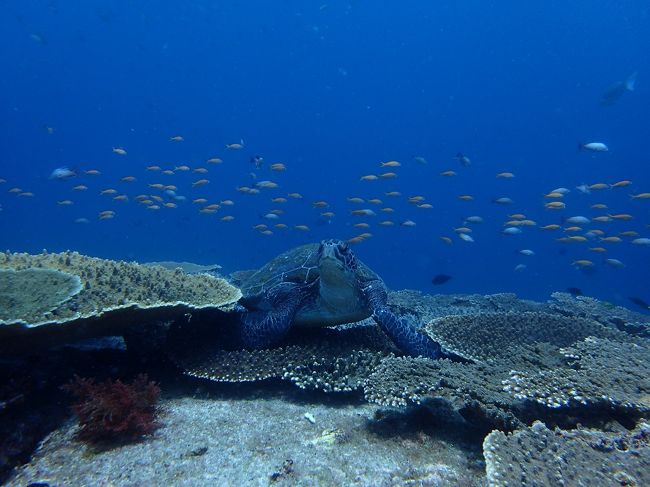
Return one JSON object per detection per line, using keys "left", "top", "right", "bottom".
{"left": 547, "top": 292, "right": 650, "bottom": 337}
{"left": 171, "top": 324, "right": 394, "bottom": 392}
{"left": 423, "top": 311, "right": 626, "bottom": 363}
{"left": 363, "top": 356, "right": 523, "bottom": 430}
{"left": 143, "top": 260, "right": 222, "bottom": 275}
{"left": 503, "top": 336, "right": 650, "bottom": 411}
{"left": 0, "top": 251, "right": 241, "bottom": 327}
{"left": 0, "top": 268, "right": 82, "bottom": 322}
{"left": 387, "top": 290, "right": 543, "bottom": 324}
{"left": 483, "top": 420, "right": 650, "bottom": 486}
{"left": 0, "top": 251, "right": 241, "bottom": 354}
{"left": 62, "top": 374, "right": 161, "bottom": 443}
{"left": 173, "top": 300, "right": 648, "bottom": 431}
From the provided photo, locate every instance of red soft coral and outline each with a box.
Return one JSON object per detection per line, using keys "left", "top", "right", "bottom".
{"left": 62, "top": 374, "right": 161, "bottom": 443}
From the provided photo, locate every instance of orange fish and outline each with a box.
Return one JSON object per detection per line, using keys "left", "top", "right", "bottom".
{"left": 588, "top": 247, "right": 607, "bottom": 253}
{"left": 347, "top": 197, "right": 365, "bottom": 204}
{"left": 600, "top": 236, "right": 622, "bottom": 243}
{"left": 608, "top": 214, "right": 633, "bottom": 221}
{"left": 610, "top": 180, "right": 632, "bottom": 188}
{"left": 592, "top": 216, "right": 612, "bottom": 222}
{"left": 545, "top": 201, "right": 566, "bottom": 209}
{"left": 588, "top": 183, "right": 609, "bottom": 190}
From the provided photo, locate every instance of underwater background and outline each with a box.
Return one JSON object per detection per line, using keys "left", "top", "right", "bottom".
{"left": 1, "top": 0, "right": 649, "bottom": 308}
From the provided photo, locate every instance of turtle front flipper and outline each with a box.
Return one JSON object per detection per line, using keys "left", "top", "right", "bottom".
{"left": 372, "top": 307, "right": 443, "bottom": 359}
{"left": 363, "top": 282, "right": 443, "bottom": 359}
{"left": 239, "top": 282, "right": 306, "bottom": 349}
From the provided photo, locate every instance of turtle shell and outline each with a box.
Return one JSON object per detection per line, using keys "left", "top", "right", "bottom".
{"left": 239, "top": 241, "right": 381, "bottom": 317}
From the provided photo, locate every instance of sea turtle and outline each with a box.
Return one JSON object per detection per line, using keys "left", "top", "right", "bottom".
{"left": 235, "top": 239, "right": 442, "bottom": 359}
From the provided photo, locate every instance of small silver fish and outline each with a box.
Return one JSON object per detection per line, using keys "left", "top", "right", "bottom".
{"left": 605, "top": 258, "right": 625, "bottom": 268}
{"left": 49, "top": 167, "right": 76, "bottom": 180}
{"left": 566, "top": 216, "right": 590, "bottom": 224}
{"left": 580, "top": 142, "right": 608, "bottom": 152}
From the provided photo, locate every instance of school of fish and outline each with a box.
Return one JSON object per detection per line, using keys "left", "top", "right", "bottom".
{"left": 1, "top": 126, "right": 648, "bottom": 277}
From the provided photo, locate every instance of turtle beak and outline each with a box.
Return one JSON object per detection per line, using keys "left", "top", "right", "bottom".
{"left": 320, "top": 244, "right": 339, "bottom": 263}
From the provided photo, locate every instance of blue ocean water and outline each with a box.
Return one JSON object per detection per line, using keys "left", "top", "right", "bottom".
{"left": 1, "top": 1, "right": 649, "bottom": 310}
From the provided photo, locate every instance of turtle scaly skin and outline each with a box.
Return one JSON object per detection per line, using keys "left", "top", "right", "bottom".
{"left": 240, "top": 281, "right": 313, "bottom": 349}
{"left": 237, "top": 240, "right": 442, "bottom": 359}
{"left": 361, "top": 281, "right": 442, "bottom": 359}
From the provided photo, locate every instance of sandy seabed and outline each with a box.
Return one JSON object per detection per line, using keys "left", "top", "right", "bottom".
{"left": 8, "top": 392, "right": 485, "bottom": 487}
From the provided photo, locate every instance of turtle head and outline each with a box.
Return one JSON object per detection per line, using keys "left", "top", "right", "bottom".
{"left": 316, "top": 239, "right": 363, "bottom": 313}
{"left": 318, "top": 239, "right": 358, "bottom": 275}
